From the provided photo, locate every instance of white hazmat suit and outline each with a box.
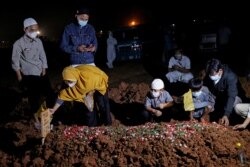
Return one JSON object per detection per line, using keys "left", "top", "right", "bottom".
{"left": 106, "top": 31, "right": 117, "bottom": 69}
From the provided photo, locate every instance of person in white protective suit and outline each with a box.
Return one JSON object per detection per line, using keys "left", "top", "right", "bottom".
{"left": 106, "top": 31, "right": 117, "bottom": 69}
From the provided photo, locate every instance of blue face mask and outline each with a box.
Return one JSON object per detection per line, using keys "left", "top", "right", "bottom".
{"left": 192, "top": 90, "right": 202, "bottom": 97}
{"left": 78, "top": 20, "right": 88, "bottom": 27}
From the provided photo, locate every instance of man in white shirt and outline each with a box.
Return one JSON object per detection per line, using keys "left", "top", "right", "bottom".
{"left": 165, "top": 49, "right": 193, "bottom": 83}
{"left": 12, "top": 18, "right": 52, "bottom": 115}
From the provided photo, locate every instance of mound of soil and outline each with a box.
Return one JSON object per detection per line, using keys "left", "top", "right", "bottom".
{"left": 1, "top": 80, "right": 250, "bottom": 166}
{"left": 1, "top": 60, "right": 250, "bottom": 166}
{"left": 2, "top": 120, "right": 250, "bottom": 167}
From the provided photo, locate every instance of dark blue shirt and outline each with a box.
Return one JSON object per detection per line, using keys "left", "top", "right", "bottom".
{"left": 60, "top": 22, "right": 98, "bottom": 65}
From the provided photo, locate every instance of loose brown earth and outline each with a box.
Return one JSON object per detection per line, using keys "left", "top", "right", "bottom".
{"left": 0, "top": 61, "right": 250, "bottom": 167}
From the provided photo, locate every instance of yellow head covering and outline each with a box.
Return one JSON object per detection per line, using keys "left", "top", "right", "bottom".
{"left": 58, "top": 65, "right": 109, "bottom": 103}
{"left": 62, "top": 66, "right": 79, "bottom": 82}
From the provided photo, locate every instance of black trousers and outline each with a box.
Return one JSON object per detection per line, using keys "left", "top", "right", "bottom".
{"left": 95, "top": 91, "right": 112, "bottom": 126}
{"left": 69, "top": 91, "right": 112, "bottom": 127}
{"left": 66, "top": 91, "right": 112, "bottom": 127}
{"left": 72, "top": 101, "right": 97, "bottom": 127}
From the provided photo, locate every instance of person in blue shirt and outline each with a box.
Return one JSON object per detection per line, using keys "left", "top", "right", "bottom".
{"left": 142, "top": 78, "right": 174, "bottom": 122}
{"left": 60, "top": 7, "right": 98, "bottom": 66}
{"left": 172, "top": 78, "right": 215, "bottom": 122}
{"left": 189, "top": 78, "right": 215, "bottom": 122}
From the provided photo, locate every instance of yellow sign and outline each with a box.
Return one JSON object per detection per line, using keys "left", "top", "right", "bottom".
{"left": 183, "top": 89, "right": 195, "bottom": 111}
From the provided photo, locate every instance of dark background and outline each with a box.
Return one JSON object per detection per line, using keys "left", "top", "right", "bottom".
{"left": 1, "top": 0, "right": 249, "bottom": 40}
{"left": 1, "top": 0, "right": 250, "bottom": 75}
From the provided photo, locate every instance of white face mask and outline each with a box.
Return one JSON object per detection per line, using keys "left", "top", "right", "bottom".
{"left": 67, "top": 81, "right": 77, "bottom": 87}
{"left": 192, "top": 91, "right": 202, "bottom": 97}
{"left": 209, "top": 74, "right": 221, "bottom": 82}
{"left": 78, "top": 20, "right": 88, "bottom": 27}
{"left": 175, "top": 54, "right": 182, "bottom": 60}
{"left": 27, "top": 31, "right": 38, "bottom": 39}
{"left": 151, "top": 91, "right": 161, "bottom": 98}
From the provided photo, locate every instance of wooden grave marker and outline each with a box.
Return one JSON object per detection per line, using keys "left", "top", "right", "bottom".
{"left": 40, "top": 109, "right": 51, "bottom": 144}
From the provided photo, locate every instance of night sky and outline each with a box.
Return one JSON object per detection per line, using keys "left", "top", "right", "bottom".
{"left": 0, "top": 0, "right": 249, "bottom": 41}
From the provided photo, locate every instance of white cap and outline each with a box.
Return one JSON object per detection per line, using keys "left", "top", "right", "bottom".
{"left": 23, "top": 18, "right": 37, "bottom": 28}
{"left": 151, "top": 79, "right": 164, "bottom": 90}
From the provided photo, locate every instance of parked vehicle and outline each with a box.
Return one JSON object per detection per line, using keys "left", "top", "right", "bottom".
{"left": 113, "top": 26, "right": 142, "bottom": 61}
{"left": 199, "top": 33, "right": 217, "bottom": 51}
{"left": 198, "top": 19, "right": 218, "bottom": 52}
{"left": 112, "top": 24, "right": 159, "bottom": 61}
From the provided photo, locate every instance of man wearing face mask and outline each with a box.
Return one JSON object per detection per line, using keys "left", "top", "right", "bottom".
{"left": 12, "top": 17, "right": 53, "bottom": 117}
{"left": 60, "top": 7, "right": 98, "bottom": 66}
{"left": 143, "top": 78, "right": 174, "bottom": 122}
{"left": 204, "top": 59, "right": 247, "bottom": 126}
{"left": 49, "top": 64, "right": 112, "bottom": 127}
{"left": 165, "top": 49, "right": 193, "bottom": 83}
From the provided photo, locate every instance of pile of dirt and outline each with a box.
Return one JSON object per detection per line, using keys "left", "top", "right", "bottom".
{"left": 0, "top": 81, "right": 250, "bottom": 166}
{"left": 0, "top": 119, "right": 250, "bottom": 166}
{"left": 108, "top": 81, "right": 150, "bottom": 104}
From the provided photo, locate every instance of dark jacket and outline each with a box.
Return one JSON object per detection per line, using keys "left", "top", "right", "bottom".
{"left": 205, "top": 65, "right": 246, "bottom": 117}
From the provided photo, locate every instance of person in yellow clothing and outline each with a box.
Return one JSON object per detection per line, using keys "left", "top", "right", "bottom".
{"left": 49, "top": 64, "right": 112, "bottom": 127}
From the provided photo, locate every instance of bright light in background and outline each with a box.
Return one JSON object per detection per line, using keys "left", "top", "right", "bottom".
{"left": 130, "top": 21, "right": 136, "bottom": 26}
{"left": 37, "top": 31, "right": 41, "bottom": 35}
{"left": 129, "top": 20, "right": 138, "bottom": 27}
{"left": 122, "top": 8, "right": 148, "bottom": 27}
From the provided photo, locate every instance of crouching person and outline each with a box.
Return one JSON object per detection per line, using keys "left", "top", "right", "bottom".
{"left": 142, "top": 78, "right": 174, "bottom": 122}
{"left": 49, "top": 65, "right": 112, "bottom": 127}
{"left": 233, "top": 104, "right": 250, "bottom": 130}
{"left": 188, "top": 78, "right": 215, "bottom": 122}
{"left": 165, "top": 48, "right": 193, "bottom": 83}
{"left": 173, "top": 78, "right": 215, "bottom": 122}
